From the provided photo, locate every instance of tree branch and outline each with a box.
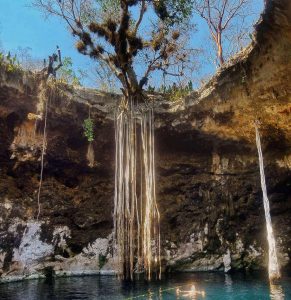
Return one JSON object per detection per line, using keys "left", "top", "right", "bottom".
{"left": 222, "top": 0, "right": 246, "bottom": 30}
{"left": 133, "top": 0, "right": 146, "bottom": 35}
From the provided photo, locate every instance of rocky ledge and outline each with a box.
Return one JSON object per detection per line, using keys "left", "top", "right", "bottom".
{"left": 0, "top": 0, "right": 290, "bottom": 282}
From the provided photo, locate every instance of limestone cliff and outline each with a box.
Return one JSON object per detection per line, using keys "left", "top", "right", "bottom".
{"left": 0, "top": 0, "right": 290, "bottom": 281}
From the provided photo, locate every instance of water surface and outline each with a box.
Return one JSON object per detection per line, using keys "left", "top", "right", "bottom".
{"left": 0, "top": 272, "right": 290, "bottom": 299}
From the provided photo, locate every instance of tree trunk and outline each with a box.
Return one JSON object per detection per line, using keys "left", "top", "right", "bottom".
{"left": 217, "top": 31, "right": 224, "bottom": 66}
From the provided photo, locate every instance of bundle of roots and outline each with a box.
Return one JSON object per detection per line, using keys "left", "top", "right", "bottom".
{"left": 114, "top": 96, "right": 161, "bottom": 280}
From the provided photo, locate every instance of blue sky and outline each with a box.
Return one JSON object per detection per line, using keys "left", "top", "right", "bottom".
{"left": 0, "top": 0, "right": 92, "bottom": 80}
{"left": 0, "top": 0, "right": 264, "bottom": 89}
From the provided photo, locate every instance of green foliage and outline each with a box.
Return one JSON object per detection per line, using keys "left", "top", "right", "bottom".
{"left": 83, "top": 118, "right": 95, "bottom": 142}
{"left": 146, "top": 81, "right": 194, "bottom": 102}
{"left": 0, "top": 52, "right": 4, "bottom": 64}
{"left": 96, "top": 0, "right": 119, "bottom": 15}
{"left": 163, "top": 0, "right": 194, "bottom": 25}
{"left": 149, "top": 81, "right": 194, "bottom": 102}
{"left": 94, "top": 0, "right": 192, "bottom": 24}
{"left": 58, "top": 57, "right": 82, "bottom": 86}
{"left": 147, "top": 85, "right": 156, "bottom": 92}
{"left": 98, "top": 254, "right": 107, "bottom": 269}
{"left": 168, "top": 87, "right": 190, "bottom": 102}
{"left": 0, "top": 51, "right": 22, "bottom": 74}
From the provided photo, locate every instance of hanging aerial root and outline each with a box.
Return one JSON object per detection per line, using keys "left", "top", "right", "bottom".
{"left": 36, "top": 97, "right": 48, "bottom": 221}
{"left": 86, "top": 142, "right": 95, "bottom": 167}
{"left": 113, "top": 96, "right": 161, "bottom": 280}
{"left": 255, "top": 122, "right": 280, "bottom": 282}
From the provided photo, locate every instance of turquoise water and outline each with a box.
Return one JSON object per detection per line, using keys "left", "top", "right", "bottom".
{"left": 0, "top": 272, "right": 290, "bottom": 299}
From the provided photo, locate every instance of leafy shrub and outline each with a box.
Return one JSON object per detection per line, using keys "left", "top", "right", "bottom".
{"left": 0, "top": 52, "right": 22, "bottom": 74}
{"left": 148, "top": 81, "right": 194, "bottom": 102}
{"left": 83, "top": 118, "right": 94, "bottom": 142}
{"left": 58, "top": 57, "right": 82, "bottom": 86}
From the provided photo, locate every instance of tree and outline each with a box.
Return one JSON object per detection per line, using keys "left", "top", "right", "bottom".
{"left": 193, "top": 0, "right": 254, "bottom": 66}
{"left": 33, "top": 0, "right": 196, "bottom": 281}
{"left": 33, "top": 0, "right": 195, "bottom": 99}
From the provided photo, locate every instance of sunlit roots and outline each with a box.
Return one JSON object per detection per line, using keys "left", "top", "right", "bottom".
{"left": 270, "top": 283, "right": 285, "bottom": 300}
{"left": 86, "top": 142, "right": 95, "bottom": 167}
{"left": 255, "top": 123, "right": 280, "bottom": 282}
{"left": 114, "top": 96, "right": 161, "bottom": 280}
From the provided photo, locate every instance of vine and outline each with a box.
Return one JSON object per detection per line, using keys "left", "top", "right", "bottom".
{"left": 83, "top": 118, "right": 94, "bottom": 142}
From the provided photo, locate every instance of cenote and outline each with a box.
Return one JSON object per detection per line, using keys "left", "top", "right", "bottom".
{"left": 0, "top": 0, "right": 291, "bottom": 298}
{"left": 0, "top": 273, "right": 290, "bottom": 299}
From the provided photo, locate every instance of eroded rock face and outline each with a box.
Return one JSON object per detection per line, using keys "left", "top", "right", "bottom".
{"left": 0, "top": 0, "right": 290, "bottom": 281}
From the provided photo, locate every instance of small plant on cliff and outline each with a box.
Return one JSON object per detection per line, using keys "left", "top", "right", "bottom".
{"left": 154, "top": 81, "right": 194, "bottom": 102}
{"left": 83, "top": 118, "right": 94, "bottom": 142}
{"left": 0, "top": 52, "right": 4, "bottom": 64}
{"left": 58, "top": 56, "right": 83, "bottom": 86}
{"left": 168, "top": 81, "right": 193, "bottom": 102}
{"left": 0, "top": 51, "right": 22, "bottom": 74}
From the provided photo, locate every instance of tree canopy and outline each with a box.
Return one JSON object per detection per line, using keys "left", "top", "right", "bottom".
{"left": 33, "top": 0, "right": 198, "bottom": 98}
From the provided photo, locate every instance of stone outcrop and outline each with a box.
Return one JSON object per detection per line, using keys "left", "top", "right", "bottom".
{"left": 0, "top": 0, "right": 290, "bottom": 281}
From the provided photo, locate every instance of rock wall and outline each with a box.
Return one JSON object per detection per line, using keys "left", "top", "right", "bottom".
{"left": 0, "top": 0, "right": 290, "bottom": 282}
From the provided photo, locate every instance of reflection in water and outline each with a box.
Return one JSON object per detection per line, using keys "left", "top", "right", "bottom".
{"left": 0, "top": 273, "right": 291, "bottom": 299}
{"left": 270, "top": 283, "right": 285, "bottom": 300}
{"left": 147, "top": 288, "right": 153, "bottom": 300}
{"left": 176, "top": 284, "right": 206, "bottom": 299}
{"left": 225, "top": 274, "right": 233, "bottom": 294}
